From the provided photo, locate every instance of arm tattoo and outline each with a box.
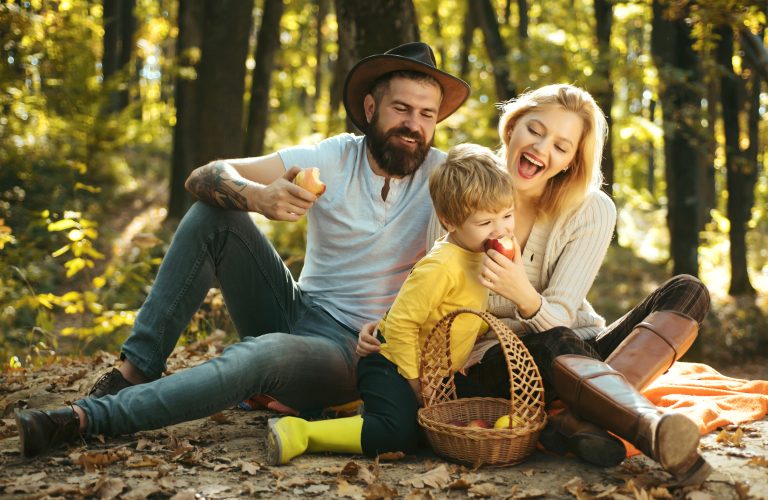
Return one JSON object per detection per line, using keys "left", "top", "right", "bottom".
{"left": 187, "top": 161, "right": 250, "bottom": 210}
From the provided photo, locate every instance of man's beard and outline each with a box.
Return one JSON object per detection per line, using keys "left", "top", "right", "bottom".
{"left": 366, "top": 111, "right": 433, "bottom": 178}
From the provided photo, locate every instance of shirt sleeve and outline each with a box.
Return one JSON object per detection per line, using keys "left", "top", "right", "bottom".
{"left": 276, "top": 133, "right": 352, "bottom": 174}
{"left": 518, "top": 191, "right": 617, "bottom": 332}
{"left": 381, "top": 259, "right": 455, "bottom": 380}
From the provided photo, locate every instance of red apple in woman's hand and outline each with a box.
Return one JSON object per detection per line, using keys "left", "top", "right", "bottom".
{"left": 484, "top": 236, "right": 515, "bottom": 260}
{"left": 293, "top": 167, "right": 326, "bottom": 195}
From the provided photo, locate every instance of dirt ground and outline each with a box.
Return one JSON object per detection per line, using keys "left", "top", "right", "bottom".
{"left": 1, "top": 344, "right": 767, "bottom": 500}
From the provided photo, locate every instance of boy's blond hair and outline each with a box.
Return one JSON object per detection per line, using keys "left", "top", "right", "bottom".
{"left": 429, "top": 143, "right": 515, "bottom": 228}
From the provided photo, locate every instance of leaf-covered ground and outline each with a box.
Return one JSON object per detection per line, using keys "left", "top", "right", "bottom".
{"left": 1, "top": 339, "right": 767, "bottom": 500}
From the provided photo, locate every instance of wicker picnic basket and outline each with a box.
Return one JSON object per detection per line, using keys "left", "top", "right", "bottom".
{"left": 417, "top": 308, "right": 547, "bottom": 466}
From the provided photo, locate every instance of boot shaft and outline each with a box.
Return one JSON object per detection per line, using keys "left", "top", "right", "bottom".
{"left": 605, "top": 310, "right": 698, "bottom": 391}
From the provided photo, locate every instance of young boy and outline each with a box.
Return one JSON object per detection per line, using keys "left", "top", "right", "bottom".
{"left": 266, "top": 143, "right": 516, "bottom": 464}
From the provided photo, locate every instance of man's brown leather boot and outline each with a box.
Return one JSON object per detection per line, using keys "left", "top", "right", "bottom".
{"left": 15, "top": 407, "right": 83, "bottom": 458}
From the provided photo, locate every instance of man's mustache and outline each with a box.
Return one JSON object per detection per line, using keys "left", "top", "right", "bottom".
{"left": 385, "top": 127, "right": 424, "bottom": 144}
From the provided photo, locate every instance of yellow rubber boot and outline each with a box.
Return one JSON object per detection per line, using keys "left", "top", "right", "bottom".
{"left": 266, "top": 415, "right": 363, "bottom": 465}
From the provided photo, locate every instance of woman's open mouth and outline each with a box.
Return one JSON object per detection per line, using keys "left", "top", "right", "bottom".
{"left": 518, "top": 152, "right": 544, "bottom": 179}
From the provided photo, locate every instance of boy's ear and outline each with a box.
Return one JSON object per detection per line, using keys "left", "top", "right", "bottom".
{"left": 438, "top": 216, "right": 455, "bottom": 233}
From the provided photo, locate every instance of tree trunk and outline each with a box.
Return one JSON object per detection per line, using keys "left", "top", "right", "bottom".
{"left": 101, "top": 0, "right": 135, "bottom": 114}
{"left": 517, "top": 0, "right": 528, "bottom": 39}
{"left": 309, "top": 0, "right": 329, "bottom": 119}
{"left": 647, "top": 98, "right": 656, "bottom": 194}
{"left": 244, "top": 0, "right": 284, "bottom": 157}
{"left": 740, "top": 26, "right": 768, "bottom": 81}
{"left": 472, "top": 0, "right": 516, "bottom": 101}
{"left": 117, "top": 0, "right": 136, "bottom": 111}
{"left": 651, "top": 0, "right": 703, "bottom": 276}
{"left": 593, "top": 0, "right": 614, "bottom": 201}
{"left": 459, "top": 1, "right": 476, "bottom": 82}
{"left": 716, "top": 25, "right": 751, "bottom": 294}
{"left": 726, "top": 27, "right": 761, "bottom": 295}
{"left": 168, "top": 0, "right": 203, "bottom": 221}
{"left": 193, "top": 0, "right": 255, "bottom": 167}
{"left": 334, "top": 0, "right": 420, "bottom": 132}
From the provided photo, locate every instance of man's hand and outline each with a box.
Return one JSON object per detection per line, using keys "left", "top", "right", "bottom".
{"left": 356, "top": 322, "right": 381, "bottom": 356}
{"left": 254, "top": 167, "right": 319, "bottom": 221}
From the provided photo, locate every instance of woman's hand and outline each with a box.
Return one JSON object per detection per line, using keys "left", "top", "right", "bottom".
{"left": 481, "top": 237, "right": 542, "bottom": 318}
{"left": 356, "top": 321, "right": 381, "bottom": 356}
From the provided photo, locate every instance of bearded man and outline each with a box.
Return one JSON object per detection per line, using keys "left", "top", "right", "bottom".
{"left": 16, "top": 42, "right": 470, "bottom": 457}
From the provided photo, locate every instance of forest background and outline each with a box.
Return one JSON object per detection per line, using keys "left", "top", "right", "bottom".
{"left": 1, "top": 0, "right": 767, "bottom": 372}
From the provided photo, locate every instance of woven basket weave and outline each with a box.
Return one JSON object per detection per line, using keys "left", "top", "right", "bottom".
{"left": 417, "top": 308, "right": 546, "bottom": 466}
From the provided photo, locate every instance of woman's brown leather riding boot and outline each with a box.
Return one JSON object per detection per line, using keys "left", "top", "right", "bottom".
{"left": 552, "top": 354, "right": 711, "bottom": 486}
{"left": 605, "top": 310, "right": 698, "bottom": 391}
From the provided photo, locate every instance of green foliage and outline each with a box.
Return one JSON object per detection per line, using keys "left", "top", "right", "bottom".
{"left": 1, "top": 0, "right": 766, "bottom": 368}
{"left": 0, "top": 1, "right": 174, "bottom": 367}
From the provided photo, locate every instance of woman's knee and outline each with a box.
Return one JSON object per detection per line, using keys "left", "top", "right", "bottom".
{"left": 664, "top": 274, "right": 711, "bottom": 320}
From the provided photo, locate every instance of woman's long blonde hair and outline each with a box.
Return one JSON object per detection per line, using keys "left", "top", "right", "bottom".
{"left": 497, "top": 84, "right": 608, "bottom": 219}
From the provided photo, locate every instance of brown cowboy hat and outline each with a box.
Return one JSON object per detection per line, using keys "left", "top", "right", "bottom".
{"left": 343, "top": 42, "right": 470, "bottom": 132}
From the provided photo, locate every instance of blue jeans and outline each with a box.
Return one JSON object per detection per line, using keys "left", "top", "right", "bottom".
{"left": 76, "top": 202, "right": 360, "bottom": 436}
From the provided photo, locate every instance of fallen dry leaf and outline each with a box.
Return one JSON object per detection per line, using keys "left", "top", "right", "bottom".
{"left": 648, "top": 486, "right": 672, "bottom": 498}
{"left": 169, "top": 487, "right": 198, "bottom": 500}
{"left": 95, "top": 476, "right": 127, "bottom": 500}
{"left": 365, "top": 481, "right": 399, "bottom": 499}
{"left": 563, "top": 476, "right": 586, "bottom": 497}
{"left": 405, "top": 490, "right": 435, "bottom": 499}
{"left": 73, "top": 450, "right": 124, "bottom": 472}
{"left": 125, "top": 454, "right": 166, "bottom": 468}
{"left": 304, "top": 483, "right": 331, "bottom": 495}
{"left": 336, "top": 479, "right": 365, "bottom": 499}
{"left": 716, "top": 427, "right": 745, "bottom": 447}
{"left": 734, "top": 481, "right": 751, "bottom": 499}
{"left": 747, "top": 456, "right": 768, "bottom": 467}
{"left": 208, "top": 411, "right": 233, "bottom": 424}
{"left": 121, "top": 481, "right": 163, "bottom": 500}
{"left": 378, "top": 451, "right": 406, "bottom": 461}
{"left": 238, "top": 460, "right": 261, "bottom": 475}
{"left": 400, "top": 464, "right": 452, "bottom": 489}
{"left": 514, "top": 488, "right": 547, "bottom": 498}
{"left": 468, "top": 482, "right": 499, "bottom": 497}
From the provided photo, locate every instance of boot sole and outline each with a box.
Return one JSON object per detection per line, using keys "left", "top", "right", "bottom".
{"left": 656, "top": 413, "right": 711, "bottom": 484}
{"left": 14, "top": 409, "right": 31, "bottom": 457}
{"left": 266, "top": 418, "right": 283, "bottom": 466}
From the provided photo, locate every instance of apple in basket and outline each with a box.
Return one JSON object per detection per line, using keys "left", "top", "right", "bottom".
{"left": 466, "top": 419, "right": 492, "bottom": 429}
{"left": 293, "top": 167, "right": 326, "bottom": 195}
{"left": 484, "top": 237, "right": 515, "bottom": 260}
{"left": 494, "top": 414, "right": 525, "bottom": 429}
{"left": 448, "top": 420, "right": 467, "bottom": 427}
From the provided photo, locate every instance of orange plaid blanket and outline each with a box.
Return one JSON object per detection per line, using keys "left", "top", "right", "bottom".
{"left": 622, "top": 362, "right": 768, "bottom": 456}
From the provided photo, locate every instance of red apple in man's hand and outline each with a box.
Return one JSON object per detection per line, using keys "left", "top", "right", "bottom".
{"left": 466, "top": 419, "right": 492, "bottom": 429}
{"left": 293, "top": 167, "right": 326, "bottom": 195}
{"left": 484, "top": 236, "right": 515, "bottom": 260}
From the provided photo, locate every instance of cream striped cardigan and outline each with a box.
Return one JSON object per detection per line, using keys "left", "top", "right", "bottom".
{"left": 427, "top": 190, "right": 617, "bottom": 340}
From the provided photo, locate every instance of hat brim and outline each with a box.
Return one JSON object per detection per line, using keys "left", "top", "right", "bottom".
{"left": 343, "top": 54, "right": 470, "bottom": 132}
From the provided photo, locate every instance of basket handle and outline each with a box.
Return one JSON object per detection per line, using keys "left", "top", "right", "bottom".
{"left": 419, "top": 308, "right": 546, "bottom": 421}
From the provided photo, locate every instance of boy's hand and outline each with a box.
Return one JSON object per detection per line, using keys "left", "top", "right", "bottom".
{"left": 356, "top": 322, "right": 381, "bottom": 356}
{"left": 408, "top": 378, "right": 424, "bottom": 407}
